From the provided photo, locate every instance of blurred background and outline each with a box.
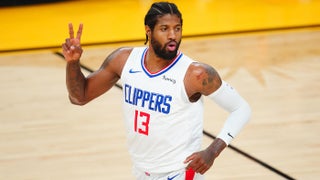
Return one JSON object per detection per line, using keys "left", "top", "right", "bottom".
{"left": 1, "top": 0, "right": 319, "bottom": 52}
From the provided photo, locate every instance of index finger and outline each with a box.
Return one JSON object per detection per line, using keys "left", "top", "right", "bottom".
{"left": 76, "top": 23, "right": 83, "bottom": 41}
{"left": 184, "top": 153, "right": 196, "bottom": 164}
{"left": 68, "top": 23, "right": 74, "bottom": 39}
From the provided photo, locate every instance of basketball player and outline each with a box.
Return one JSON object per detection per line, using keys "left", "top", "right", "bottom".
{"left": 62, "top": 2, "right": 251, "bottom": 180}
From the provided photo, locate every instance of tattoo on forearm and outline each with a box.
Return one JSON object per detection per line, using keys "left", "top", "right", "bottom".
{"left": 67, "top": 62, "right": 85, "bottom": 98}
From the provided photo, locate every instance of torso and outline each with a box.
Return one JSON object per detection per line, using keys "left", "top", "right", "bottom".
{"left": 120, "top": 47, "right": 204, "bottom": 173}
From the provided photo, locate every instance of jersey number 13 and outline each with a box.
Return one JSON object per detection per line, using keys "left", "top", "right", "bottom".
{"left": 134, "top": 110, "right": 150, "bottom": 136}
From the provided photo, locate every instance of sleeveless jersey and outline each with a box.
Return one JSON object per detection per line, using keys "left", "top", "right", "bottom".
{"left": 120, "top": 47, "right": 204, "bottom": 173}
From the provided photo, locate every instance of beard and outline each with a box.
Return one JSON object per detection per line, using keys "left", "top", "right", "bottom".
{"left": 150, "top": 38, "right": 181, "bottom": 61}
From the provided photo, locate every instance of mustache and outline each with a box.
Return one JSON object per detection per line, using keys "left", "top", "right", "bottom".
{"left": 166, "top": 40, "right": 178, "bottom": 46}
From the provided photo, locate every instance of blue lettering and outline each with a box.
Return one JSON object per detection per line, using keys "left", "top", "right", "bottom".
{"left": 141, "top": 91, "right": 150, "bottom": 108}
{"left": 148, "top": 93, "right": 157, "bottom": 111}
{"left": 155, "top": 95, "right": 164, "bottom": 113}
{"left": 124, "top": 84, "right": 131, "bottom": 104}
{"left": 134, "top": 88, "right": 143, "bottom": 105}
{"left": 162, "top": 96, "right": 172, "bottom": 114}
{"left": 124, "top": 83, "right": 172, "bottom": 114}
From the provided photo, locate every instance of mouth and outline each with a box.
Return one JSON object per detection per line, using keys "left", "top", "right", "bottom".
{"left": 166, "top": 41, "right": 177, "bottom": 51}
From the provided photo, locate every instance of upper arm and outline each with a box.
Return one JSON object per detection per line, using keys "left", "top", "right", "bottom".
{"left": 184, "top": 62, "right": 222, "bottom": 100}
{"left": 84, "top": 47, "right": 132, "bottom": 102}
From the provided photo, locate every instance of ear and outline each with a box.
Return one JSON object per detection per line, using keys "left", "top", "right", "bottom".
{"left": 145, "top": 25, "right": 151, "bottom": 37}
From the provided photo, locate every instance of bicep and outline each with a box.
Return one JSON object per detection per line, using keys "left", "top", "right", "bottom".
{"left": 85, "top": 68, "right": 119, "bottom": 101}
{"left": 84, "top": 48, "right": 129, "bottom": 102}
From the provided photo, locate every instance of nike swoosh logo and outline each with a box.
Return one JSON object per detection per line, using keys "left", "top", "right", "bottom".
{"left": 129, "top": 69, "right": 141, "bottom": 73}
{"left": 167, "top": 173, "right": 179, "bottom": 180}
{"left": 228, "top": 132, "right": 234, "bottom": 138}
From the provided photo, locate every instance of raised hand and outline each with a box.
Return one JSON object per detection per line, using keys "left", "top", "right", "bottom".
{"left": 62, "top": 23, "right": 83, "bottom": 62}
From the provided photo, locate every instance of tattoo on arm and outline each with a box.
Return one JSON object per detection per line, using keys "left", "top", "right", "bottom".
{"left": 202, "top": 65, "right": 218, "bottom": 88}
{"left": 66, "top": 61, "right": 86, "bottom": 101}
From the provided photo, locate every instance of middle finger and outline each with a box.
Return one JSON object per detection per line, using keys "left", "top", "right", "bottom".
{"left": 68, "top": 23, "right": 74, "bottom": 39}
{"left": 76, "top": 23, "right": 83, "bottom": 41}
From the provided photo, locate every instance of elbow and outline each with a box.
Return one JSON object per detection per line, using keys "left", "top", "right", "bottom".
{"left": 68, "top": 95, "right": 88, "bottom": 106}
{"left": 70, "top": 100, "right": 87, "bottom": 106}
{"left": 232, "top": 99, "right": 252, "bottom": 123}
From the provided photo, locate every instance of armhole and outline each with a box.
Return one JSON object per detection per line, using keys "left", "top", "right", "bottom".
{"left": 182, "top": 61, "right": 198, "bottom": 103}
{"left": 119, "top": 47, "right": 138, "bottom": 78}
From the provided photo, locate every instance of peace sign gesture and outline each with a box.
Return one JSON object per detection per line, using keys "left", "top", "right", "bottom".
{"left": 62, "top": 23, "right": 83, "bottom": 62}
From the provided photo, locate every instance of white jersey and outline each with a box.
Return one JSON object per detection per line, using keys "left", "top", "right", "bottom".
{"left": 121, "top": 47, "right": 204, "bottom": 173}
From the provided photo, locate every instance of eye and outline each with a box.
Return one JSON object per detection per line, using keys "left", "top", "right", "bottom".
{"left": 160, "top": 27, "right": 167, "bottom": 32}
{"left": 175, "top": 26, "right": 182, "bottom": 32}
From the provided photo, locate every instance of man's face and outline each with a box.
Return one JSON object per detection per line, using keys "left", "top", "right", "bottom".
{"left": 149, "top": 14, "right": 182, "bottom": 60}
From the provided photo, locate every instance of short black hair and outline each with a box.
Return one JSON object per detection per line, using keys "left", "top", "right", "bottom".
{"left": 144, "top": 2, "right": 183, "bottom": 44}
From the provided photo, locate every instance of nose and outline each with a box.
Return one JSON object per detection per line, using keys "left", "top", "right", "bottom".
{"left": 168, "top": 29, "right": 176, "bottom": 40}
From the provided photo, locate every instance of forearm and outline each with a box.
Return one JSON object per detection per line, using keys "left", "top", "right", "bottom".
{"left": 66, "top": 60, "right": 86, "bottom": 105}
{"left": 206, "top": 138, "right": 227, "bottom": 159}
{"left": 217, "top": 100, "right": 251, "bottom": 144}
{"left": 208, "top": 80, "right": 252, "bottom": 144}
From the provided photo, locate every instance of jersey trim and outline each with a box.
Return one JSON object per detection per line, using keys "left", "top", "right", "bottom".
{"left": 141, "top": 48, "right": 183, "bottom": 78}
{"left": 185, "top": 168, "right": 196, "bottom": 180}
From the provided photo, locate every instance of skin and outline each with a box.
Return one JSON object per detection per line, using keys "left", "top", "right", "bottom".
{"left": 62, "top": 14, "right": 227, "bottom": 175}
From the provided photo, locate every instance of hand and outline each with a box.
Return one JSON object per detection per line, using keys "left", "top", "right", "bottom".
{"left": 62, "top": 23, "right": 83, "bottom": 62}
{"left": 184, "top": 149, "right": 215, "bottom": 175}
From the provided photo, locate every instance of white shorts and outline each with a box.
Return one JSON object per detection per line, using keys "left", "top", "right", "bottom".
{"left": 132, "top": 167, "right": 204, "bottom": 180}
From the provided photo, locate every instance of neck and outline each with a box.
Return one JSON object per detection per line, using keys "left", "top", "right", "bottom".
{"left": 144, "top": 47, "right": 175, "bottom": 73}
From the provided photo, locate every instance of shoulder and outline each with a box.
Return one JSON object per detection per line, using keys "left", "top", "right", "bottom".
{"left": 108, "top": 47, "right": 134, "bottom": 61}
{"left": 101, "top": 47, "right": 147, "bottom": 67}
{"left": 185, "top": 62, "right": 222, "bottom": 96}
{"left": 99, "top": 47, "right": 134, "bottom": 75}
{"left": 188, "top": 62, "right": 218, "bottom": 77}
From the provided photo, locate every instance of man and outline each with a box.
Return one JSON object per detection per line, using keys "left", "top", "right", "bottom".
{"left": 62, "top": 2, "right": 251, "bottom": 180}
